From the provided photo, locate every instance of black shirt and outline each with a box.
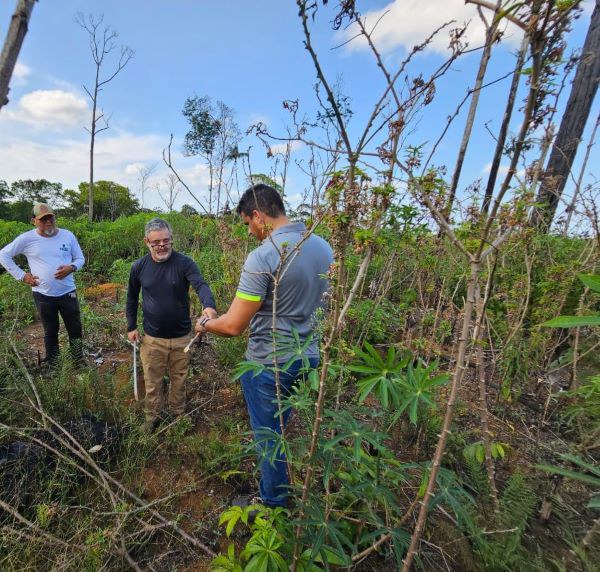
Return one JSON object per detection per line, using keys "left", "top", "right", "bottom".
{"left": 126, "top": 251, "right": 216, "bottom": 338}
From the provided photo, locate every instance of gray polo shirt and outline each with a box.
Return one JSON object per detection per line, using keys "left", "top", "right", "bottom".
{"left": 237, "top": 222, "right": 334, "bottom": 364}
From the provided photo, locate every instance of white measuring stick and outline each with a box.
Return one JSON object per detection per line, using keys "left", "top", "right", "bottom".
{"left": 132, "top": 341, "right": 139, "bottom": 401}
{"left": 183, "top": 332, "right": 200, "bottom": 353}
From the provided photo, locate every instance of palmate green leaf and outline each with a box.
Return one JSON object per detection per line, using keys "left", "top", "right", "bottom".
{"left": 425, "top": 373, "right": 451, "bottom": 388}
{"left": 232, "top": 360, "right": 266, "bottom": 381}
{"left": 308, "top": 368, "right": 320, "bottom": 391}
{"left": 357, "top": 376, "right": 385, "bottom": 403}
{"left": 211, "top": 543, "right": 243, "bottom": 572}
{"left": 419, "top": 393, "right": 435, "bottom": 408}
{"left": 364, "top": 340, "right": 386, "bottom": 367}
{"left": 389, "top": 397, "right": 412, "bottom": 426}
{"left": 219, "top": 505, "right": 244, "bottom": 537}
{"left": 314, "top": 545, "right": 352, "bottom": 566}
{"left": 578, "top": 273, "right": 600, "bottom": 293}
{"left": 386, "top": 345, "right": 397, "bottom": 368}
{"left": 347, "top": 364, "right": 381, "bottom": 374}
{"left": 542, "top": 314, "right": 600, "bottom": 328}
{"left": 409, "top": 397, "right": 419, "bottom": 424}
{"left": 297, "top": 550, "right": 322, "bottom": 572}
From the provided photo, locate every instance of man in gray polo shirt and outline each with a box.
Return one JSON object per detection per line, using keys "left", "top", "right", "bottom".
{"left": 195, "top": 183, "right": 333, "bottom": 508}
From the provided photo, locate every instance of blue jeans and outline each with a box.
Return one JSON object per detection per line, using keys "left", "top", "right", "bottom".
{"left": 241, "top": 358, "right": 319, "bottom": 507}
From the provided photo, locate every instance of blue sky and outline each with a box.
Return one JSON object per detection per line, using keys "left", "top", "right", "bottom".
{"left": 0, "top": 0, "right": 597, "bottom": 216}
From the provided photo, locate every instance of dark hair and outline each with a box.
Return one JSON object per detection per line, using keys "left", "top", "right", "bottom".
{"left": 236, "top": 184, "right": 285, "bottom": 218}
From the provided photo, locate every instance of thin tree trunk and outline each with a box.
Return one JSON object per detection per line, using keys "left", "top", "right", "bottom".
{"left": 0, "top": 0, "right": 36, "bottom": 112}
{"left": 88, "top": 62, "right": 101, "bottom": 222}
{"left": 445, "top": 1, "right": 501, "bottom": 216}
{"left": 532, "top": 0, "right": 600, "bottom": 230}
{"left": 481, "top": 36, "right": 528, "bottom": 215}
{"left": 402, "top": 260, "right": 480, "bottom": 571}
{"left": 475, "top": 281, "right": 500, "bottom": 511}
{"left": 89, "top": 118, "right": 95, "bottom": 221}
{"left": 563, "top": 110, "right": 600, "bottom": 234}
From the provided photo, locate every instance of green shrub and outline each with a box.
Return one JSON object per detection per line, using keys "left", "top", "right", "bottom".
{"left": 347, "top": 298, "right": 402, "bottom": 345}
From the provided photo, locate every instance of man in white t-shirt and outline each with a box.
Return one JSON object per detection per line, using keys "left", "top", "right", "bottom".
{"left": 0, "top": 203, "right": 85, "bottom": 364}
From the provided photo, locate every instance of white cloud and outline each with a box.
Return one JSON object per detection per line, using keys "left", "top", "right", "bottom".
{"left": 179, "top": 163, "right": 212, "bottom": 189}
{"left": 338, "top": 0, "right": 522, "bottom": 56}
{"left": 582, "top": 0, "right": 595, "bottom": 15}
{"left": 0, "top": 130, "right": 165, "bottom": 190}
{"left": 270, "top": 140, "right": 304, "bottom": 155}
{"left": 12, "top": 62, "right": 31, "bottom": 85}
{"left": 6, "top": 89, "right": 89, "bottom": 129}
{"left": 124, "top": 162, "right": 146, "bottom": 176}
{"left": 481, "top": 162, "right": 525, "bottom": 180}
{"left": 482, "top": 163, "right": 510, "bottom": 175}
{"left": 248, "top": 113, "right": 271, "bottom": 128}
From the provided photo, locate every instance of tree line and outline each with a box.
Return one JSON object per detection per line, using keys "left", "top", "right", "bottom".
{"left": 0, "top": 178, "right": 202, "bottom": 222}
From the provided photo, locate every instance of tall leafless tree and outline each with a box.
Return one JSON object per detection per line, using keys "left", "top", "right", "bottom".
{"left": 531, "top": 0, "right": 600, "bottom": 230}
{"left": 137, "top": 162, "right": 156, "bottom": 209}
{"left": 77, "top": 13, "right": 133, "bottom": 222}
{"left": 157, "top": 172, "right": 181, "bottom": 212}
{"left": 0, "top": 0, "right": 36, "bottom": 112}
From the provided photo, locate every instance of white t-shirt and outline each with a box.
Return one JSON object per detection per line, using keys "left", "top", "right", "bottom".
{"left": 0, "top": 228, "right": 85, "bottom": 297}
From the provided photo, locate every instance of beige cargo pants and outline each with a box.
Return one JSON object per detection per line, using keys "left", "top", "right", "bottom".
{"left": 140, "top": 333, "right": 192, "bottom": 422}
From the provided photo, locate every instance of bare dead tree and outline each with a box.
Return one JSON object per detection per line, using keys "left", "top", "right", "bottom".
{"left": 137, "top": 162, "right": 156, "bottom": 209}
{"left": 0, "top": 0, "right": 36, "bottom": 112}
{"left": 76, "top": 13, "right": 134, "bottom": 222}
{"left": 158, "top": 172, "right": 181, "bottom": 212}
{"left": 532, "top": 0, "right": 600, "bottom": 230}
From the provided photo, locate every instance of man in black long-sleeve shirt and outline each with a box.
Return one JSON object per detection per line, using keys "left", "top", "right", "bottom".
{"left": 126, "top": 218, "right": 217, "bottom": 433}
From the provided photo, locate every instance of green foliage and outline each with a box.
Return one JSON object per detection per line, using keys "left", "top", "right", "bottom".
{"left": 577, "top": 273, "right": 600, "bottom": 293}
{"left": 0, "top": 272, "right": 36, "bottom": 324}
{"left": 391, "top": 359, "right": 450, "bottom": 425}
{"left": 213, "top": 499, "right": 359, "bottom": 572}
{"left": 543, "top": 315, "right": 600, "bottom": 328}
{"left": 0, "top": 219, "right": 32, "bottom": 247}
{"left": 349, "top": 342, "right": 409, "bottom": 407}
{"left": 563, "top": 375, "right": 600, "bottom": 435}
{"left": 346, "top": 298, "right": 402, "bottom": 344}
{"left": 349, "top": 343, "right": 449, "bottom": 425}
{"left": 108, "top": 258, "right": 133, "bottom": 285}
{"left": 213, "top": 505, "right": 295, "bottom": 572}
{"left": 0, "top": 179, "right": 64, "bottom": 222}
{"left": 65, "top": 181, "right": 140, "bottom": 221}
{"left": 463, "top": 441, "right": 508, "bottom": 464}
{"left": 183, "top": 95, "right": 221, "bottom": 156}
{"left": 464, "top": 455, "right": 491, "bottom": 500}
{"left": 212, "top": 543, "right": 244, "bottom": 572}
{"left": 216, "top": 336, "right": 248, "bottom": 368}
{"left": 458, "top": 473, "right": 538, "bottom": 571}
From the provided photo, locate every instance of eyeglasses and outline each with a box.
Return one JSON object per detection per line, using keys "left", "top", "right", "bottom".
{"left": 148, "top": 239, "right": 172, "bottom": 248}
